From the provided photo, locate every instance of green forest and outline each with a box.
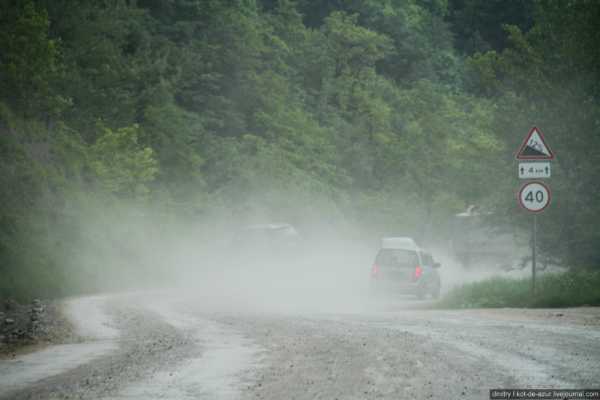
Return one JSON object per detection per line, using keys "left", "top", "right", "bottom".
{"left": 1, "top": 0, "right": 600, "bottom": 300}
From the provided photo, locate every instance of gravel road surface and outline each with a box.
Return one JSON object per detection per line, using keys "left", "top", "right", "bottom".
{"left": 1, "top": 292, "right": 598, "bottom": 400}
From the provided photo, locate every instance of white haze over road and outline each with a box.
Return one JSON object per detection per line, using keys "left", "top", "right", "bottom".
{"left": 0, "top": 178, "right": 582, "bottom": 400}
{"left": 0, "top": 287, "right": 598, "bottom": 400}
{"left": 0, "top": 228, "right": 587, "bottom": 399}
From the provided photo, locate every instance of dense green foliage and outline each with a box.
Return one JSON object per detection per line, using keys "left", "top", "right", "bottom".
{"left": 1, "top": 0, "right": 599, "bottom": 299}
{"left": 437, "top": 271, "right": 600, "bottom": 308}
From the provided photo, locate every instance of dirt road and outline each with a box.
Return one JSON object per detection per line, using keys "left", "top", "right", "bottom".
{"left": 1, "top": 292, "right": 599, "bottom": 399}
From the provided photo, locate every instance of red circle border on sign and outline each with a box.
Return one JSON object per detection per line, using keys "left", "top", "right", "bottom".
{"left": 518, "top": 181, "right": 551, "bottom": 213}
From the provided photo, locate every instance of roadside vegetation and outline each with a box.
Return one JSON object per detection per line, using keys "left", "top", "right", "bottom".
{"left": 1, "top": 1, "right": 600, "bottom": 301}
{"left": 437, "top": 270, "right": 600, "bottom": 309}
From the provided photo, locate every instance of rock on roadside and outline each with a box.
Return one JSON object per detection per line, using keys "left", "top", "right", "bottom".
{"left": 0, "top": 298, "right": 79, "bottom": 357}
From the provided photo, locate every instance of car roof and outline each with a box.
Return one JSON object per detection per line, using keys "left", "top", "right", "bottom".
{"left": 380, "top": 237, "right": 420, "bottom": 251}
{"left": 237, "top": 224, "right": 300, "bottom": 239}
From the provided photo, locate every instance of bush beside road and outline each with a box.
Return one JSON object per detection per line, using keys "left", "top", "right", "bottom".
{"left": 436, "top": 270, "right": 600, "bottom": 309}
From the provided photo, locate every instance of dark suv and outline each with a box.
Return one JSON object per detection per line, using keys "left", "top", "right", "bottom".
{"left": 370, "top": 237, "right": 441, "bottom": 299}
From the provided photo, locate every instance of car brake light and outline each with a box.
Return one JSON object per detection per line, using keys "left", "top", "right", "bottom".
{"left": 414, "top": 265, "right": 423, "bottom": 279}
{"left": 371, "top": 263, "right": 380, "bottom": 278}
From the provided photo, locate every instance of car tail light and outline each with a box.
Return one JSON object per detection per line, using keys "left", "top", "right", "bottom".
{"left": 371, "top": 263, "right": 380, "bottom": 278}
{"left": 414, "top": 265, "right": 423, "bottom": 279}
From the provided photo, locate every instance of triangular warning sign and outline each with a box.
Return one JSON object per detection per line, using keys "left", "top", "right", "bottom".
{"left": 516, "top": 127, "right": 554, "bottom": 160}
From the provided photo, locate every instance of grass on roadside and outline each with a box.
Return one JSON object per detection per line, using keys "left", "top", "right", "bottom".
{"left": 436, "top": 269, "right": 600, "bottom": 308}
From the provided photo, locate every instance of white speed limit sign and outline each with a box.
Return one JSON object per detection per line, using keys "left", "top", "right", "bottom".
{"left": 518, "top": 181, "right": 551, "bottom": 212}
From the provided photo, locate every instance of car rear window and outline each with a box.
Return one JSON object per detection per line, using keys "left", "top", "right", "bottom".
{"left": 375, "top": 249, "right": 418, "bottom": 268}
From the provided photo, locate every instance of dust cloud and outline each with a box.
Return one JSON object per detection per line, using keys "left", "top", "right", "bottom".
{"left": 171, "top": 221, "right": 376, "bottom": 314}
{"left": 61, "top": 193, "right": 551, "bottom": 314}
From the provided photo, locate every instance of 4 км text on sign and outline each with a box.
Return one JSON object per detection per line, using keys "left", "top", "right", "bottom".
{"left": 518, "top": 161, "right": 551, "bottom": 179}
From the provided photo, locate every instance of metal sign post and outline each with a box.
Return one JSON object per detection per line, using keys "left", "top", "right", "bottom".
{"left": 516, "top": 126, "right": 554, "bottom": 296}
{"left": 518, "top": 180, "right": 551, "bottom": 295}
{"left": 532, "top": 214, "right": 537, "bottom": 294}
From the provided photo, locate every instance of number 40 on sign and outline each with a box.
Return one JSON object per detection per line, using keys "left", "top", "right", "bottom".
{"left": 518, "top": 181, "right": 551, "bottom": 213}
